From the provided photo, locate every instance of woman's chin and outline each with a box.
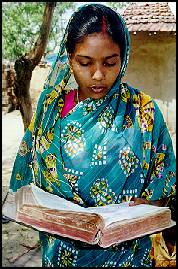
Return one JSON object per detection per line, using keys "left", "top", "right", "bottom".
{"left": 78, "top": 87, "right": 109, "bottom": 100}
{"left": 91, "top": 94, "right": 106, "bottom": 100}
{"left": 89, "top": 90, "right": 109, "bottom": 100}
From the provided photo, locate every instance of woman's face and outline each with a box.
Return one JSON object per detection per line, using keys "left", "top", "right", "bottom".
{"left": 69, "top": 32, "right": 121, "bottom": 101}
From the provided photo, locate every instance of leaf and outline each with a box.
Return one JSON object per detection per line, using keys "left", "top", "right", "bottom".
{"left": 3, "top": 2, "right": 76, "bottom": 60}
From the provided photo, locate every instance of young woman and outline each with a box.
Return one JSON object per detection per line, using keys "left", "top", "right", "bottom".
{"left": 9, "top": 4, "right": 176, "bottom": 267}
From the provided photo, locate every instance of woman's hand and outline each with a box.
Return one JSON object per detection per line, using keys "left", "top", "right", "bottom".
{"left": 129, "top": 197, "right": 162, "bottom": 207}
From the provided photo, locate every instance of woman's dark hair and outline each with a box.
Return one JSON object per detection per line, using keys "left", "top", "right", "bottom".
{"left": 66, "top": 4, "right": 126, "bottom": 63}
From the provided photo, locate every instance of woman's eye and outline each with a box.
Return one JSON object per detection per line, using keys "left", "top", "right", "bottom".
{"left": 79, "top": 62, "right": 117, "bottom": 67}
{"left": 104, "top": 62, "right": 117, "bottom": 67}
{"left": 79, "top": 62, "right": 91, "bottom": 66}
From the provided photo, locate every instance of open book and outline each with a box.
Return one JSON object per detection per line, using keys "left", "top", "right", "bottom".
{"left": 3, "top": 184, "right": 175, "bottom": 248}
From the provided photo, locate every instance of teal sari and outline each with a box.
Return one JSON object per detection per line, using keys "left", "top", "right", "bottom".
{"left": 9, "top": 4, "right": 176, "bottom": 267}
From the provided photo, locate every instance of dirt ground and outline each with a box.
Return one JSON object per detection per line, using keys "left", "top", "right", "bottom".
{"left": 2, "top": 110, "right": 40, "bottom": 267}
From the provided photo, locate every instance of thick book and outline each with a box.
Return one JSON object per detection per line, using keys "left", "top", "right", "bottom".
{"left": 3, "top": 183, "right": 175, "bottom": 248}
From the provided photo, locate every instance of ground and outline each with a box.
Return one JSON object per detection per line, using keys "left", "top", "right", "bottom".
{"left": 2, "top": 110, "right": 41, "bottom": 267}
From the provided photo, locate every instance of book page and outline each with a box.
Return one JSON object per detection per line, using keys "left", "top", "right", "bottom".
{"left": 31, "top": 184, "right": 171, "bottom": 228}
{"left": 87, "top": 203, "right": 170, "bottom": 227}
{"left": 31, "top": 184, "right": 87, "bottom": 213}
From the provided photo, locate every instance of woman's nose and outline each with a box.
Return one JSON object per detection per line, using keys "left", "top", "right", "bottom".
{"left": 92, "top": 67, "right": 105, "bottom": 81}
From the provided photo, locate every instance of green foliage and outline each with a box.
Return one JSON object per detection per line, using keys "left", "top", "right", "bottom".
{"left": 47, "top": 2, "right": 76, "bottom": 54}
{"left": 2, "top": 2, "right": 44, "bottom": 60}
{"left": 2, "top": 2, "right": 76, "bottom": 60}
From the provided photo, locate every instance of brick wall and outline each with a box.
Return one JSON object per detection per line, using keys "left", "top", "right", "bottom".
{"left": 2, "top": 61, "right": 50, "bottom": 113}
{"left": 2, "top": 60, "right": 16, "bottom": 112}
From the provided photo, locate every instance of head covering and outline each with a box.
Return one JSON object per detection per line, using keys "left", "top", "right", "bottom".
{"left": 35, "top": 3, "right": 130, "bottom": 136}
{"left": 10, "top": 4, "right": 130, "bottom": 197}
{"left": 10, "top": 4, "right": 175, "bottom": 211}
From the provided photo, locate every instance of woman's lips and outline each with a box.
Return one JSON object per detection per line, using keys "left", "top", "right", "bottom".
{"left": 90, "top": 86, "right": 106, "bottom": 93}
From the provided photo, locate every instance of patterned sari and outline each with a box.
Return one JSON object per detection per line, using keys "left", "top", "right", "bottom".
{"left": 9, "top": 4, "right": 176, "bottom": 267}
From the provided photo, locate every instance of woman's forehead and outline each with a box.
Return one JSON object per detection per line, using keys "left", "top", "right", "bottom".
{"left": 72, "top": 32, "right": 120, "bottom": 58}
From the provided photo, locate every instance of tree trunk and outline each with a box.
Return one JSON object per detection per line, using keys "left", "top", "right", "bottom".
{"left": 13, "top": 57, "right": 33, "bottom": 130}
{"left": 13, "top": 2, "right": 56, "bottom": 131}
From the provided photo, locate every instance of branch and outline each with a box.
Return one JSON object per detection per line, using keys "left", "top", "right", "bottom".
{"left": 28, "top": 2, "right": 56, "bottom": 67}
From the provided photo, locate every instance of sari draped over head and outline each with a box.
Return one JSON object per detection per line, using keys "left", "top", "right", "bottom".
{"left": 9, "top": 4, "right": 176, "bottom": 268}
